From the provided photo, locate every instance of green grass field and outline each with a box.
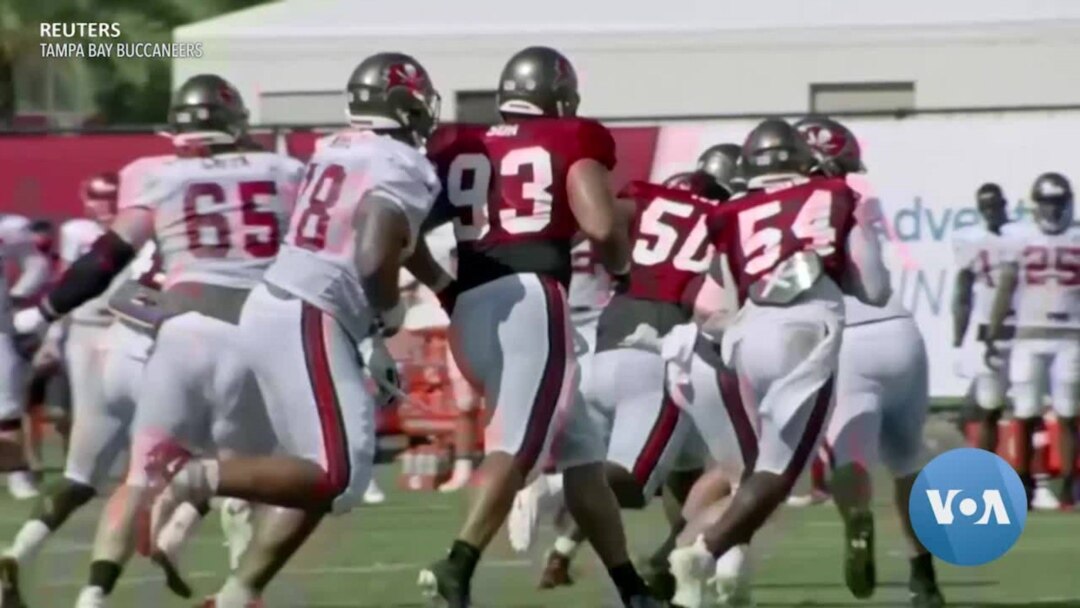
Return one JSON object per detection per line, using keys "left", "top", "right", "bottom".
{"left": 9, "top": 418, "right": 1080, "bottom": 608}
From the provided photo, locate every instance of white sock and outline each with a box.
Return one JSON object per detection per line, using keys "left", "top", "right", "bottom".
{"left": 156, "top": 501, "right": 202, "bottom": 558}
{"left": 4, "top": 519, "right": 50, "bottom": 563}
{"left": 553, "top": 535, "right": 580, "bottom": 558}
{"left": 201, "top": 459, "right": 221, "bottom": 494}
{"left": 217, "top": 575, "right": 257, "bottom": 607}
{"left": 452, "top": 458, "right": 472, "bottom": 477}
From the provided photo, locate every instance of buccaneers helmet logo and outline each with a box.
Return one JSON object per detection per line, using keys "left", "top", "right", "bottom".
{"left": 386, "top": 62, "right": 427, "bottom": 93}
{"left": 800, "top": 124, "right": 844, "bottom": 157}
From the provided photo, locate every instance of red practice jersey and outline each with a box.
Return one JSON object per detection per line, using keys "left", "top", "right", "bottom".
{"left": 707, "top": 176, "right": 858, "bottom": 304}
{"left": 620, "top": 180, "right": 719, "bottom": 304}
{"left": 427, "top": 118, "right": 616, "bottom": 290}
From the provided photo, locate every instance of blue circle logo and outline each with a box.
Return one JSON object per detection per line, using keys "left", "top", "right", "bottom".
{"left": 909, "top": 448, "right": 1027, "bottom": 566}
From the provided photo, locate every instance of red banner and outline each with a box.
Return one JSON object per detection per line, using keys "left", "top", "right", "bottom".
{"left": 0, "top": 126, "right": 661, "bottom": 221}
{"left": 0, "top": 133, "right": 174, "bottom": 220}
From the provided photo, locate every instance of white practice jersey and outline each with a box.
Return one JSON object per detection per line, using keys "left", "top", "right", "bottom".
{"left": 567, "top": 241, "right": 611, "bottom": 312}
{"left": 117, "top": 150, "right": 304, "bottom": 290}
{"left": 0, "top": 214, "right": 50, "bottom": 301}
{"left": 265, "top": 130, "right": 440, "bottom": 340}
{"left": 951, "top": 223, "right": 1022, "bottom": 328}
{"left": 1003, "top": 223, "right": 1080, "bottom": 329}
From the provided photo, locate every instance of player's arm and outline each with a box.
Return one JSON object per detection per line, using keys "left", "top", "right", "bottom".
{"left": 19, "top": 208, "right": 152, "bottom": 332}
{"left": 404, "top": 236, "right": 457, "bottom": 308}
{"left": 695, "top": 255, "right": 739, "bottom": 335}
{"left": 840, "top": 202, "right": 891, "bottom": 306}
{"left": 8, "top": 246, "right": 51, "bottom": 304}
{"left": 951, "top": 268, "right": 975, "bottom": 347}
{"left": 567, "top": 159, "right": 631, "bottom": 279}
{"left": 354, "top": 194, "right": 411, "bottom": 315}
{"left": 986, "top": 262, "right": 1018, "bottom": 343}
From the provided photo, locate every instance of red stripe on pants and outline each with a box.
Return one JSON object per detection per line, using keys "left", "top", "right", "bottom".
{"left": 632, "top": 394, "right": 682, "bottom": 487}
{"left": 300, "top": 303, "right": 350, "bottom": 497}
{"left": 515, "top": 277, "right": 568, "bottom": 474}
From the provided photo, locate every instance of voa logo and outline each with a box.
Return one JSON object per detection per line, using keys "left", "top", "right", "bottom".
{"left": 909, "top": 448, "right": 1027, "bottom": 566}
{"left": 925, "top": 489, "right": 1010, "bottom": 526}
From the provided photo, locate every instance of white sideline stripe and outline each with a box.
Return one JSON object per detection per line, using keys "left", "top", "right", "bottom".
{"left": 42, "top": 559, "right": 532, "bottom": 589}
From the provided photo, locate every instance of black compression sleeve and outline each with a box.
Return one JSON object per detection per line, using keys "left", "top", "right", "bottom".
{"left": 43, "top": 231, "right": 135, "bottom": 318}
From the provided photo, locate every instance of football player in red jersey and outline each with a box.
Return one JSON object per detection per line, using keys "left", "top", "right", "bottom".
{"left": 421, "top": 46, "right": 659, "bottom": 608}
{"left": 667, "top": 119, "right": 891, "bottom": 607}
{"left": 530, "top": 144, "right": 742, "bottom": 596}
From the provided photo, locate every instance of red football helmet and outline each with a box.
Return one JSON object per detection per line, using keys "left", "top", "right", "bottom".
{"left": 81, "top": 171, "right": 119, "bottom": 225}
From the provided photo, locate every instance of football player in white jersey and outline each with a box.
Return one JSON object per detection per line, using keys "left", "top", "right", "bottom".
{"left": 988, "top": 172, "right": 1080, "bottom": 509}
{"left": 0, "top": 214, "right": 51, "bottom": 500}
{"left": 0, "top": 173, "right": 168, "bottom": 607}
{"left": 796, "top": 116, "right": 943, "bottom": 608}
{"left": 14, "top": 75, "right": 303, "bottom": 608}
{"left": 951, "top": 183, "right": 1017, "bottom": 453}
{"left": 144, "top": 53, "right": 452, "bottom": 608}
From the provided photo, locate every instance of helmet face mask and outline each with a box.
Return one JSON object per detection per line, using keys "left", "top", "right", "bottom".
{"left": 346, "top": 53, "right": 440, "bottom": 146}
{"left": 168, "top": 75, "right": 249, "bottom": 148}
{"left": 741, "top": 119, "right": 816, "bottom": 183}
{"left": 497, "top": 46, "right": 580, "bottom": 119}
{"left": 1031, "top": 173, "right": 1074, "bottom": 235}
{"left": 694, "top": 143, "right": 742, "bottom": 199}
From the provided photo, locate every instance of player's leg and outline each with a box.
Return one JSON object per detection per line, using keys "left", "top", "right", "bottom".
{"left": 877, "top": 320, "right": 944, "bottom": 608}
{"left": 422, "top": 276, "right": 651, "bottom": 606}
{"left": 179, "top": 291, "right": 375, "bottom": 605}
{"left": 1009, "top": 340, "right": 1046, "bottom": 507}
{"left": 667, "top": 333, "right": 756, "bottom": 607}
{"left": 0, "top": 329, "right": 31, "bottom": 477}
{"left": 110, "top": 315, "right": 225, "bottom": 601}
{"left": 541, "top": 347, "right": 691, "bottom": 590}
{"left": 0, "top": 324, "right": 122, "bottom": 604}
{"left": 879, "top": 338, "right": 943, "bottom": 608}
{"left": 440, "top": 341, "right": 481, "bottom": 493}
{"left": 1049, "top": 338, "right": 1080, "bottom": 507}
{"left": 422, "top": 276, "right": 556, "bottom": 604}
{"left": 698, "top": 315, "right": 837, "bottom": 562}
{"left": 827, "top": 325, "right": 886, "bottom": 600}
{"left": 972, "top": 352, "right": 1009, "bottom": 453}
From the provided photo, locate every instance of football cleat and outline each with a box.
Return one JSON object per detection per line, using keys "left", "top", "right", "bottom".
{"left": 668, "top": 536, "right": 717, "bottom": 608}
{"left": 418, "top": 558, "right": 471, "bottom": 608}
{"left": 74, "top": 586, "right": 106, "bottom": 608}
{"left": 712, "top": 544, "right": 753, "bottom": 607}
{"left": 843, "top": 510, "right": 876, "bottom": 599}
{"left": 6, "top": 472, "right": 38, "bottom": 501}
{"left": 363, "top": 478, "right": 386, "bottom": 505}
{"left": 538, "top": 551, "right": 573, "bottom": 590}
{"left": 0, "top": 556, "right": 25, "bottom": 608}
{"left": 508, "top": 475, "right": 550, "bottom": 553}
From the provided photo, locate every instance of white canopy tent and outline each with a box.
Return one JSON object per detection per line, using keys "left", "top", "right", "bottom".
{"left": 174, "top": 0, "right": 1080, "bottom": 124}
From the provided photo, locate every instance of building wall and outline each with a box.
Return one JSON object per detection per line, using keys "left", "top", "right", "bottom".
{"left": 175, "top": 22, "right": 1080, "bottom": 125}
